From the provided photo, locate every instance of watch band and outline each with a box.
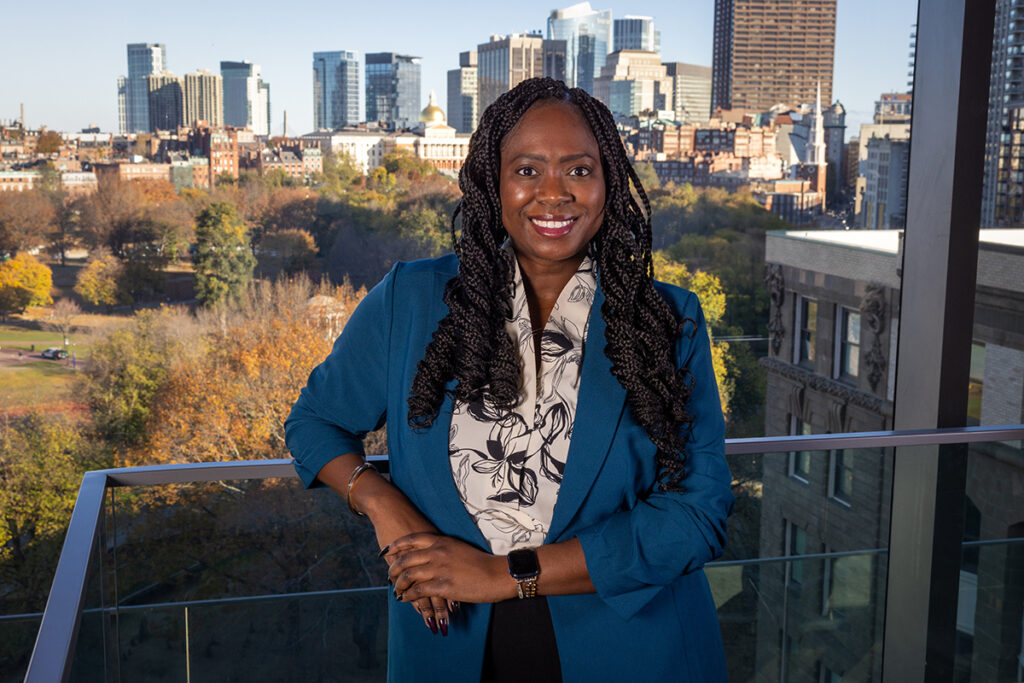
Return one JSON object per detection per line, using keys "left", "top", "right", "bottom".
{"left": 507, "top": 548, "right": 541, "bottom": 599}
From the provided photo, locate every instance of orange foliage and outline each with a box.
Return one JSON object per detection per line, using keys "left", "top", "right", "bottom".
{"left": 132, "top": 278, "right": 367, "bottom": 467}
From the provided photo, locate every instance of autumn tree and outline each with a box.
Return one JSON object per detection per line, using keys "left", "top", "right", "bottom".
{"left": 0, "top": 190, "right": 56, "bottom": 256}
{"left": 653, "top": 251, "right": 733, "bottom": 415}
{"left": 257, "top": 229, "right": 317, "bottom": 278}
{"left": 35, "top": 130, "right": 62, "bottom": 155}
{"left": 0, "top": 253, "right": 53, "bottom": 320}
{"left": 42, "top": 298, "right": 82, "bottom": 344}
{"left": 74, "top": 248, "right": 128, "bottom": 309}
{"left": 0, "top": 414, "right": 106, "bottom": 612}
{"left": 193, "top": 202, "right": 256, "bottom": 306}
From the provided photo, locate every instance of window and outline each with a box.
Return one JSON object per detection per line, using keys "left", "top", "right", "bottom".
{"left": 819, "top": 665, "right": 842, "bottom": 683}
{"left": 795, "top": 295, "right": 817, "bottom": 367}
{"left": 967, "top": 343, "right": 985, "bottom": 425}
{"left": 788, "top": 417, "right": 811, "bottom": 482}
{"left": 785, "top": 520, "right": 807, "bottom": 586}
{"left": 828, "top": 450, "right": 853, "bottom": 505}
{"left": 834, "top": 307, "right": 861, "bottom": 381}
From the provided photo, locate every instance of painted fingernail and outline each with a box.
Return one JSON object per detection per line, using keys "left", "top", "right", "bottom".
{"left": 394, "top": 590, "right": 402, "bottom": 602}
{"left": 377, "top": 544, "right": 391, "bottom": 558}
{"left": 427, "top": 617, "right": 438, "bottom": 635}
{"left": 439, "top": 617, "right": 449, "bottom": 637}
{"left": 451, "top": 602, "right": 460, "bottom": 618}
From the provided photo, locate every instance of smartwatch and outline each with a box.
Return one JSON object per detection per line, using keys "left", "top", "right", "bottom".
{"left": 507, "top": 548, "right": 540, "bottom": 599}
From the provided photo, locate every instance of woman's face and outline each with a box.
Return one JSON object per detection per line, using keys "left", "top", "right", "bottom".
{"left": 499, "top": 100, "right": 606, "bottom": 279}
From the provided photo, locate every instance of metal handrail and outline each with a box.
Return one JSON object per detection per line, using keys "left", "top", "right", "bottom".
{"left": 22, "top": 425, "right": 1024, "bottom": 683}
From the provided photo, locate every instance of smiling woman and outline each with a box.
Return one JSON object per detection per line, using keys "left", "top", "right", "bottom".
{"left": 285, "top": 78, "right": 733, "bottom": 682}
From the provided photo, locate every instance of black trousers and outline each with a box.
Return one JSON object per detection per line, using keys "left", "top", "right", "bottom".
{"left": 480, "top": 597, "right": 563, "bottom": 682}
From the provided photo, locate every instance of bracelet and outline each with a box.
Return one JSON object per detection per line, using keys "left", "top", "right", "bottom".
{"left": 346, "top": 461, "right": 378, "bottom": 517}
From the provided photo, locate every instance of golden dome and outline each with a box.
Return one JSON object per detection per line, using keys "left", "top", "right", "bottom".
{"left": 420, "top": 90, "right": 446, "bottom": 124}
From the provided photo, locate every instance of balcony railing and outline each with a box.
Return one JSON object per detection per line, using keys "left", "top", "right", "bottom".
{"left": 9, "top": 426, "right": 1024, "bottom": 682}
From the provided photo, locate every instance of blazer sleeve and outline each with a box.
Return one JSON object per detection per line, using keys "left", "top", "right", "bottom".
{"left": 574, "top": 291, "right": 734, "bottom": 620}
{"left": 284, "top": 262, "right": 398, "bottom": 488}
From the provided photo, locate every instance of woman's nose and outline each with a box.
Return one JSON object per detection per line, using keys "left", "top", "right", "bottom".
{"left": 537, "top": 172, "right": 571, "bottom": 205}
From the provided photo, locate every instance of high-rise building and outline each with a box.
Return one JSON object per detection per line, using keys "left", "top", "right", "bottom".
{"left": 477, "top": 34, "right": 567, "bottom": 112}
{"left": 447, "top": 50, "right": 479, "bottom": 134}
{"left": 613, "top": 16, "right": 659, "bottom": 53}
{"left": 546, "top": 2, "right": 612, "bottom": 94}
{"left": 147, "top": 72, "right": 184, "bottom": 131}
{"left": 593, "top": 50, "right": 673, "bottom": 118}
{"left": 982, "top": 0, "right": 1024, "bottom": 226}
{"left": 313, "top": 51, "right": 361, "bottom": 131}
{"left": 119, "top": 43, "right": 166, "bottom": 134}
{"left": 221, "top": 61, "right": 271, "bottom": 136}
{"left": 365, "top": 53, "right": 422, "bottom": 129}
{"left": 665, "top": 62, "right": 712, "bottom": 122}
{"left": 184, "top": 70, "right": 224, "bottom": 128}
{"left": 711, "top": 0, "right": 837, "bottom": 113}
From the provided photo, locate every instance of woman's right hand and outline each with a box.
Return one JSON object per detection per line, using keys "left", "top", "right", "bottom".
{"left": 321, "top": 455, "right": 454, "bottom": 636}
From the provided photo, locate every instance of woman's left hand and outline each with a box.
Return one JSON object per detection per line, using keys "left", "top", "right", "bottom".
{"left": 386, "top": 533, "right": 516, "bottom": 604}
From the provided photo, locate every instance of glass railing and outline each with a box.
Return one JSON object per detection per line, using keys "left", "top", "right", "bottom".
{"left": 9, "top": 428, "right": 1024, "bottom": 683}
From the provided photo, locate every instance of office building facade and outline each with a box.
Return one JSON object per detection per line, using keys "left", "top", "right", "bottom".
{"left": 221, "top": 61, "right": 270, "bottom": 136}
{"left": 711, "top": 0, "right": 836, "bottom": 112}
{"left": 665, "top": 62, "right": 712, "bottom": 123}
{"left": 119, "top": 43, "right": 166, "bottom": 134}
{"left": 613, "top": 16, "right": 659, "bottom": 53}
{"left": 593, "top": 50, "right": 673, "bottom": 118}
{"left": 447, "top": 50, "right": 478, "bottom": 134}
{"left": 982, "top": 0, "right": 1024, "bottom": 226}
{"left": 477, "top": 34, "right": 567, "bottom": 113}
{"left": 546, "top": 2, "right": 612, "bottom": 94}
{"left": 184, "top": 70, "right": 223, "bottom": 128}
{"left": 313, "top": 51, "right": 361, "bottom": 130}
{"left": 365, "top": 53, "right": 422, "bottom": 129}
{"left": 147, "top": 72, "right": 184, "bottom": 132}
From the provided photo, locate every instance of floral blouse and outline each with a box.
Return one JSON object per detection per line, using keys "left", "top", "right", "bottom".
{"left": 448, "top": 249, "right": 596, "bottom": 555}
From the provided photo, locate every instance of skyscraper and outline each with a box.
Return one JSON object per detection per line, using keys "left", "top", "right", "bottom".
{"left": 447, "top": 50, "right": 479, "bottom": 134}
{"left": 593, "top": 51, "right": 673, "bottom": 118}
{"left": 711, "top": 0, "right": 836, "bottom": 112}
{"left": 613, "top": 16, "right": 660, "bottom": 53}
{"left": 221, "top": 61, "right": 270, "bottom": 136}
{"left": 664, "top": 62, "right": 712, "bottom": 122}
{"left": 184, "top": 70, "right": 224, "bottom": 128}
{"left": 982, "top": 0, "right": 1024, "bottom": 226}
{"left": 477, "top": 34, "right": 567, "bottom": 112}
{"left": 313, "top": 51, "right": 361, "bottom": 130}
{"left": 147, "top": 72, "right": 184, "bottom": 131}
{"left": 546, "top": 2, "right": 612, "bottom": 94}
{"left": 119, "top": 43, "right": 166, "bottom": 133}
{"left": 365, "top": 53, "right": 422, "bottom": 129}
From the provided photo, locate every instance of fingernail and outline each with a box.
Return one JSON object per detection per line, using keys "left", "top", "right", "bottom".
{"left": 451, "top": 602, "right": 460, "bottom": 618}
{"left": 439, "top": 617, "right": 449, "bottom": 637}
{"left": 394, "top": 591, "right": 402, "bottom": 602}
{"left": 378, "top": 544, "right": 391, "bottom": 558}
{"left": 427, "top": 617, "right": 438, "bottom": 635}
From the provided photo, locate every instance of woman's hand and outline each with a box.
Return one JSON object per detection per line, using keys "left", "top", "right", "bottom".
{"left": 386, "top": 533, "right": 516, "bottom": 606}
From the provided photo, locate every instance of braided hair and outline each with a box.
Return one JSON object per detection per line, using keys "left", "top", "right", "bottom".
{"left": 407, "top": 77, "right": 695, "bottom": 490}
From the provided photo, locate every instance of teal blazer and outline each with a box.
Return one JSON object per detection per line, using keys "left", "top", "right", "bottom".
{"left": 285, "top": 254, "right": 733, "bottom": 682}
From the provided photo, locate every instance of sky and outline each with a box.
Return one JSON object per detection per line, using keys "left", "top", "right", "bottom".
{"left": 0, "top": 0, "right": 918, "bottom": 140}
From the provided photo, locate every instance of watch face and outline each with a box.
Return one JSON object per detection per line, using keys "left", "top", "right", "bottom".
{"left": 508, "top": 548, "right": 540, "bottom": 578}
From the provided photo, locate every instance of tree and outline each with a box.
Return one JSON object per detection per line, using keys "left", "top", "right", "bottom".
{"left": 632, "top": 161, "right": 661, "bottom": 192}
{"left": 42, "top": 298, "right": 81, "bottom": 344}
{"left": 0, "top": 253, "right": 53, "bottom": 320}
{"left": 74, "top": 248, "right": 128, "bottom": 309}
{"left": 257, "top": 229, "right": 318, "bottom": 277}
{"left": 35, "top": 130, "right": 62, "bottom": 155}
{"left": 0, "top": 190, "right": 56, "bottom": 256}
{"left": 193, "top": 202, "right": 256, "bottom": 306}
{"left": 653, "top": 251, "right": 733, "bottom": 415}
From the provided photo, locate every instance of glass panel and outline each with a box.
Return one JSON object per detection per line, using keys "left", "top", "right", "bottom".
{"left": 716, "top": 448, "right": 890, "bottom": 682}
{"left": 0, "top": 614, "right": 42, "bottom": 683}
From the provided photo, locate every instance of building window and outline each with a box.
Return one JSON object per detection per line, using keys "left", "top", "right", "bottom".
{"left": 795, "top": 295, "right": 817, "bottom": 367}
{"left": 819, "top": 664, "right": 842, "bottom": 683}
{"left": 828, "top": 450, "right": 853, "bottom": 505}
{"left": 788, "top": 417, "right": 811, "bottom": 482}
{"left": 834, "top": 307, "right": 861, "bottom": 381}
{"left": 785, "top": 520, "right": 807, "bottom": 587}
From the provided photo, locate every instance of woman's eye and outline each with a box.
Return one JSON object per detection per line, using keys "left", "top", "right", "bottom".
{"left": 515, "top": 167, "right": 538, "bottom": 177}
{"left": 569, "top": 167, "right": 592, "bottom": 177}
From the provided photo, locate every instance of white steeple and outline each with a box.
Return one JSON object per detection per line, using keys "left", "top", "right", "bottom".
{"left": 809, "top": 81, "right": 827, "bottom": 166}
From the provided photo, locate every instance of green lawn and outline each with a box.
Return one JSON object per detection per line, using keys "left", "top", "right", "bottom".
{"left": 0, "top": 325, "right": 67, "bottom": 350}
{"left": 0, "top": 361, "right": 79, "bottom": 411}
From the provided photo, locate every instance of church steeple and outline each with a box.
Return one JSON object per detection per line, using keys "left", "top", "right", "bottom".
{"left": 809, "top": 81, "right": 826, "bottom": 166}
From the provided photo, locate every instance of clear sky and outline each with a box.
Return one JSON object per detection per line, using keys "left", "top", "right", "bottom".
{"left": 0, "top": 0, "right": 917, "bottom": 140}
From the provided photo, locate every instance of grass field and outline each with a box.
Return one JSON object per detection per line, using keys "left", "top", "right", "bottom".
{"left": 0, "top": 361, "right": 80, "bottom": 414}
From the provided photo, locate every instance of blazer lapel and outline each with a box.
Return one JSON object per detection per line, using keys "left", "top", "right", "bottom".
{"left": 546, "top": 283, "right": 627, "bottom": 542}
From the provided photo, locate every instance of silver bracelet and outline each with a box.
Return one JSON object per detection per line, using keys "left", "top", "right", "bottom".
{"left": 346, "top": 461, "right": 378, "bottom": 517}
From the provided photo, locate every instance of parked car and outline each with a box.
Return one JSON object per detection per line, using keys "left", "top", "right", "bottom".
{"left": 41, "top": 347, "right": 68, "bottom": 360}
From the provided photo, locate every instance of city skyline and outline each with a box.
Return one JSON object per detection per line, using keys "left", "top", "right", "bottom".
{"left": 0, "top": 0, "right": 916, "bottom": 138}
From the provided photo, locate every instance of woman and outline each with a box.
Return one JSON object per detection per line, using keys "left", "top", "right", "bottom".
{"left": 285, "top": 78, "right": 733, "bottom": 682}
